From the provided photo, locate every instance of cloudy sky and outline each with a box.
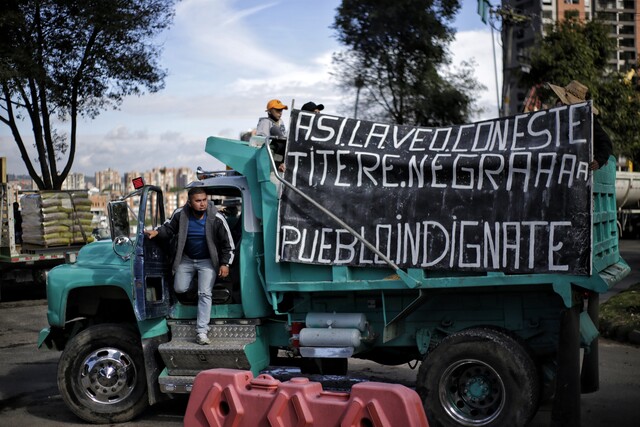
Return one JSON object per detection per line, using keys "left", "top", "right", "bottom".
{"left": 1, "top": 0, "right": 502, "bottom": 177}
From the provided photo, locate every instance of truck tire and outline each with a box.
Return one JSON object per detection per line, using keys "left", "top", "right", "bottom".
{"left": 57, "top": 323, "right": 148, "bottom": 423}
{"left": 416, "top": 327, "right": 539, "bottom": 427}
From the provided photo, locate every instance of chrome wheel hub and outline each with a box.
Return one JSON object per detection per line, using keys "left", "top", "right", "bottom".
{"left": 78, "top": 347, "right": 136, "bottom": 404}
{"left": 439, "top": 359, "right": 505, "bottom": 426}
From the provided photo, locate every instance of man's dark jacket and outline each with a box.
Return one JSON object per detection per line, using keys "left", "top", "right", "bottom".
{"left": 156, "top": 201, "right": 235, "bottom": 273}
{"left": 594, "top": 118, "right": 614, "bottom": 168}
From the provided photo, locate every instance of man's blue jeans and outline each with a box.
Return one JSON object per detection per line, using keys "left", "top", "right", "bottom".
{"left": 174, "top": 255, "right": 215, "bottom": 335}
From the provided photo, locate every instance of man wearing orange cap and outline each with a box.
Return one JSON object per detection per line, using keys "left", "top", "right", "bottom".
{"left": 257, "top": 99, "right": 288, "bottom": 139}
{"left": 257, "top": 99, "right": 288, "bottom": 171}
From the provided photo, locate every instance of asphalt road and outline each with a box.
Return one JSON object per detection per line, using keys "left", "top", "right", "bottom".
{"left": 0, "top": 241, "right": 639, "bottom": 426}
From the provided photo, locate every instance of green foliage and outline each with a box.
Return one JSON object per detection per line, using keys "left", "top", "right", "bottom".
{"left": 331, "top": 0, "right": 485, "bottom": 126}
{"left": 600, "top": 283, "right": 640, "bottom": 343}
{"left": 0, "top": 0, "right": 177, "bottom": 189}
{"left": 521, "top": 19, "right": 640, "bottom": 162}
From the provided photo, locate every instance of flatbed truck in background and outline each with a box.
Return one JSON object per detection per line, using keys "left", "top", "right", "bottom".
{"left": 616, "top": 169, "right": 640, "bottom": 238}
{"left": 0, "top": 159, "right": 89, "bottom": 299}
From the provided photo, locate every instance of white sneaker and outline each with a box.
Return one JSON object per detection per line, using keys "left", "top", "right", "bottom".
{"left": 196, "top": 333, "right": 210, "bottom": 345}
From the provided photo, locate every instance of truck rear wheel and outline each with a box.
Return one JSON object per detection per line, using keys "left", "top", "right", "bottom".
{"left": 416, "top": 327, "right": 539, "bottom": 427}
{"left": 57, "top": 323, "right": 148, "bottom": 423}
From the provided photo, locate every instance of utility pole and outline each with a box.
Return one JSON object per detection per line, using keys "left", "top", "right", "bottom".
{"left": 494, "top": 6, "right": 530, "bottom": 117}
{"left": 354, "top": 75, "right": 364, "bottom": 119}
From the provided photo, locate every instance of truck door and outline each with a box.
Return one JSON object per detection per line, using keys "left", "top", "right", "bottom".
{"left": 133, "top": 186, "right": 172, "bottom": 320}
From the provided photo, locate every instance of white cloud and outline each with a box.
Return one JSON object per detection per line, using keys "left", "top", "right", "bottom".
{"left": 105, "top": 126, "right": 149, "bottom": 140}
{"left": 2, "top": 2, "right": 502, "bottom": 178}
{"left": 171, "top": 0, "right": 292, "bottom": 74}
{"left": 450, "top": 29, "right": 502, "bottom": 121}
{"left": 160, "top": 131, "right": 183, "bottom": 142}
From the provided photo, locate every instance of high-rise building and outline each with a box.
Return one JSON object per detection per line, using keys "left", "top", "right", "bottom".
{"left": 147, "top": 167, "right": 175, "bottom": 192}
{"left": 164, "top": 189, "right": 189, "bottom": 216}
{"left": 95, "top": 168, "right": 122, "bottom": 192}
{"left": 595, "top": 0, "right": 640, "bottom": 70}
{"left": 61, "top": 173, "right": 86, "bottom": 190}
{"left": 500, "top": 0, "right": 639, "bottom": 115}
{"left": 176, "top": 167, "right": 196, "bottom": 189}
{"left": 124, "top": 171, "right": 142, "bottom": 192}
{"left": 95, "top": 166, "right": 193, "bottom": 216}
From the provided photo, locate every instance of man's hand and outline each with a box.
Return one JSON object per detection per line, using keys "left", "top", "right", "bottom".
{"left": 218, "top": 265, "right": 230, "bottom": 278}
{"left": 144, "top": 229, "right": 159, "bottom": 239}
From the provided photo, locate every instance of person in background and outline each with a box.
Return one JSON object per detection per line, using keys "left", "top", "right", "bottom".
{"left": 240, "top": 128, "right": 256, "bottom": 142}
{"left": 13, "top": 202, "right": 22, "bottom": 244}
{"left": 145, "top": 187, "right": 235, "bottom": 345}
{"left": 301, "top": 101, "right": 324, "bottom": 113}
{"left": 548, "top": 80, "right": 613, "bottom": 171}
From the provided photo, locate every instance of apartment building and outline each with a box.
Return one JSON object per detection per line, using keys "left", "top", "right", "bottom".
{"left": 95, "top": 168, "right": 123, "bottom": 193}
{"left": 61, "top": 172, "right": 86, "bottom": 190}
{"left": 501, "top": 0, "right": 639, "bottom": 115}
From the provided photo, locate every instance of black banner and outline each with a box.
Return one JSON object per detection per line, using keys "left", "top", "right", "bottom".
{"left": 277, "top": 104, "right": 594, "bottom": 275}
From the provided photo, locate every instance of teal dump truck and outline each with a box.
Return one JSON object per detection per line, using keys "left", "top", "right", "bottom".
{"left": 39, "top": 106, "right": 629, "bottom": 427}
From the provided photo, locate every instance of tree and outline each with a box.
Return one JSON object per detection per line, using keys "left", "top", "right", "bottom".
{"left": 521, "top": 19, "right": 640, "bottom": 161}
{"left": 331, "top": 0, "right": 485, "bottom": 126}
{"left": 0, "top": 0, "right": 177, "bottom": 189}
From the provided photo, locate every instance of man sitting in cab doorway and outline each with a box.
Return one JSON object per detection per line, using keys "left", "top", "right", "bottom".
{"left": 145, "top": 188, "right": 235, "bottom": 345}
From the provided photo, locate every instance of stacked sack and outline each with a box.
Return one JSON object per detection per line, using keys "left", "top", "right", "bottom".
{"left": 21, "top": 191, "right": 95, "bottom": 246}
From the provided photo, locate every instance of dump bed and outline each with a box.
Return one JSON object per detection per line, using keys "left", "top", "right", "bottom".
{"left": 206, "top": 108, "right": 629, "bottom": 310}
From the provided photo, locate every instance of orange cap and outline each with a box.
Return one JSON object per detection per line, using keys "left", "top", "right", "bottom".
{"left": 266, "top": 99, "right": 288, "bottom": 110}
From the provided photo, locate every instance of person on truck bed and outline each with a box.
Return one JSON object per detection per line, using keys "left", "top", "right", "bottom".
{"left": 257, "top": 99, "right": 288, "bottom": 172}
{"left": 301, "top": 101, "right": 324, "bottom": 113}
{"left": 548, "top": 80, "right": 613, "bottom": 171}
{"left": 256, "top": 99, "right": 288, "bottom": 139}
{"left": 144, "top": 187, "right": 235, "bottom": 345}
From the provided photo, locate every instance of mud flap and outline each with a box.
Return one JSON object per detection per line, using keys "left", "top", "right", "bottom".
{"left": 184, "top": 368, "right": 430, "bottom": 427}
{"left": 551, "top": 304, "right": 581, "bottom": 427}
{"left": 580, "top": 292, "right": 600, "bottom": 393}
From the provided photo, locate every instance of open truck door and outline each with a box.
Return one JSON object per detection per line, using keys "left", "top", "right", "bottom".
{"left": 108, "top": 185, "right": 172, "bottom": 320}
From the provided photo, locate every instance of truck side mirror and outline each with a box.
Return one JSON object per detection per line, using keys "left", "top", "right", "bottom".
{"left": 108, "top": 201, "right": 130, "bottom": 241}
{"left": 113, "top": 235, "right": 134, "bottom": 260}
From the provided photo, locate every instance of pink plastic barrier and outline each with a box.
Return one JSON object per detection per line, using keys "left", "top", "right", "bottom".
{"left": 184, "top": 368, "right": 429, "bottom": 427}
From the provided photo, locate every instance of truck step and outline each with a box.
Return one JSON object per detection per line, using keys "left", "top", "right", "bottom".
{"left": 158, "top": 371, "right": 195, "bottom": 394}
{"left": 158, "top": 321, "right": 257, "bottom": 375}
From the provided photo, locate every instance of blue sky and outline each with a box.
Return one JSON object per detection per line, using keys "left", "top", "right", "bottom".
{"left": 1, "top": 0, "right": 501, "bottom": 176}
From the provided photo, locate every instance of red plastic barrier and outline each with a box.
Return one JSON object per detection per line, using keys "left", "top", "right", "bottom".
{"left": 184, "top": 368, "right": 429, "bottom": 427}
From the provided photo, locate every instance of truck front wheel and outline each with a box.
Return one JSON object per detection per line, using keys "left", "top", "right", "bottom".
{"left": 416, "top": 327, "right": 539, "bottom": 427}
{"left": 57, "top": 323, "right": 148, "bottom": 423}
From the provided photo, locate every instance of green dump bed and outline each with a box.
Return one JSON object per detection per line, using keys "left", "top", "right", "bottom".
{"left": 207, "top": 135, "right": 628, "bottom": 310}
{"left": 206, "top": 111, "right": 629, "bottom": 306}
